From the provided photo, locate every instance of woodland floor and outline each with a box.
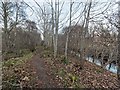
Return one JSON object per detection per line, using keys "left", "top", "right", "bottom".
{"left": 2, "top": 46, "right": 120, "bottom": 89}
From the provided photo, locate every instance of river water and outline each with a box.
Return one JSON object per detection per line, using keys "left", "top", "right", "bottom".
{"left": 86, "top": 57, "right": 117, "bottom": 74}
{"left": 71, "top": 51, "right": 117, "bottom": 74}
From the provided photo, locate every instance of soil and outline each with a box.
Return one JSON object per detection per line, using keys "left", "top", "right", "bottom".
{"left": 28, "top": 55, "right": 63, "bottom": 88}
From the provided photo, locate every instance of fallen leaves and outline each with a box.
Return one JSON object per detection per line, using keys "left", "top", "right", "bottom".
{"left": 47, "top": 55, "right": 119, "bottom": 88}
{"left": 3, "top": 46, "right": 119, "bottom": 88}
{"left": 2, "top": 53, "right": 38, "bottom": 88}
{"left": 22, "top": 76, "right": 30, "bottom": 81}
{"left": 14, "top": 68, "right": 19, "bottom": 73}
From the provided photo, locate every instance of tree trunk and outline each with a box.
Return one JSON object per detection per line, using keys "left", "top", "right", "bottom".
{"left": 79, "top": 32, "right": 84, "bottom": 69}
{"left": 117, "top": 28, "right": 120, "bottom": 85}
{"left": 54, "top": 0, "right": 59, "bottom": 58}
{"left": 79, "top": 0, "right": 92, "bottom": 69}
{"left": 64, "top": 0, "right": 72, "bottom": 59}
{"left": 117, "top": 1, "right": 120, "bottom": 84}
{"left": 65, "top": 33, "right": 69, "bottom": 59}
{"left": 3, "top": 2, "right": 9, "bottom": 54}
{"left": 51, "top": 0, "right": 55, "bottom": 52}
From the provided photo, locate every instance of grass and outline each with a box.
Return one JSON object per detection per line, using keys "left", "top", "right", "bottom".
{"left": 56, "top": 68, "right": 84, "bottom": 88}
{"left": 2, "top": 52, "right": 34, "bottom": 88}
{"left": 3, "top": 49, "right": 32, "bottom": 60}
{"left": 3, "top": 53, "right": 33, "bottom": 67}
{"left": 42, "top": 50, "right": 53, "bottom": 57}
{"left": 57, "top": 68, "right": 66, "bottom": 77}
{"left": 61, "top": 56, "right": 69, "bottom": 65}
{"left": 95, "top": 68, "right": 104, "bottom": 74}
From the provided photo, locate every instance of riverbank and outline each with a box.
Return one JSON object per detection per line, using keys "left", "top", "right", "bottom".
{"left": 34, "top": 46, "right": 119, "bottom": 88}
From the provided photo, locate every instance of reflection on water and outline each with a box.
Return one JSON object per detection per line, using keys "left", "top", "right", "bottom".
{"left": 73, "top": 52, "right": 117, "bottom": 74}
{"left": 86, "top": 56, "right": 117, "bottom": 74}
{"left": 86, "top": 57, "right": 101, "bottom": 66}
{"left": 106, "top": 64, "right": 117, "bottom": 74}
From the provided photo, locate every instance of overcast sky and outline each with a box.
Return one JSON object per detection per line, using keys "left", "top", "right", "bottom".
{"left": 24, "top": 0, "right": 118, "bottom": 26}
{"left": 0, "top": 0, "right": 119, "bottom": 33}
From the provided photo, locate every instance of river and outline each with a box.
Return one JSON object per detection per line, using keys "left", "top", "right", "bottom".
{"left": 71, "top": 51, "right": 118, "bottom": 74}
{"left": 86, "top": 57, "right": 117, "bottom": 74}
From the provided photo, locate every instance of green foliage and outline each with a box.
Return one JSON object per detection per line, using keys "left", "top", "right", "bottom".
{"left": 95, "top": 68, "right": 103, "bottom": 74}
{"left": 58, "top": 69, "right": 66, "bottom": 77}
{"left": 68, "top": 73, "right": 78, "bottom": 83}
{"left": 61, "top": 56, "right": 69, "bottom": 65}
{"left": 3, "top": 53, "right": 33, "bottom": 67}
{"left": 41, "top": 50, "right": 53, "bottom": 58}
{"left": 44, "top": 47, "right": 51, "bottom": 51}
{"left": 57, "top": 68, "right": 83, "bottom": 88}
{"left": 3, "top": 53, "right": 33, "bottom": 89}
{"left": 3, "top": 49, "right": 32, "bottom": 60}
{"left": 20, "top": 49, "right": 31, "bottom": 55}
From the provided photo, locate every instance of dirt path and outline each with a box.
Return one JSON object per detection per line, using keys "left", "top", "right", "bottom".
{"left": 28, "top": 54, "right": 61, "bottom": 88}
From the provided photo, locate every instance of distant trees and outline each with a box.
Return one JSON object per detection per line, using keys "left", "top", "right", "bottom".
{"left": 25, "top": 20, "right": 41, "bottom": 52}
{"left": 0, "top": 1, "right": 41, "bottom": 60}
{"left": 102, "top": 1, "right": 120, "bottom": 81}
{"left": 2, "top": 20, "right": 41, "bottom": 60}
{"left": 1, "top": 1, "right": 15, "bottom": 53}
{"left": 93, "top": 25, "right": 117, "bottom": 68}
{"left": 0, "top": 0, "right": 27, "bottom": 53}
{"left": 34, "top": 0, "right": 64, "bottom": 58}
{"left": 34, "top": 0, "right": 53, "bottom": 47}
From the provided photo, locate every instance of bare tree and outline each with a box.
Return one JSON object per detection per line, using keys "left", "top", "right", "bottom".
{"left": 117, "top": 0, "right": 120, "bottom": 83}
{"left": 51, "top": 0, "right": 55, "bottom": 51}
{"left": 64, "top": 0, "right": 73, "bottom": 59}
{"left": 0, "top": 1, "right": 13, "bottom": 53}
{"left": 78, "top": 0, "right": 92, "bottom": 69}
{"left": 103, "top": 1, "right": 120, "bottom": 81}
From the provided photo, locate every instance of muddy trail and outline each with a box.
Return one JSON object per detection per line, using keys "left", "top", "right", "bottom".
{"left": 28, "top": 54, "right": 63, "bottom": 88}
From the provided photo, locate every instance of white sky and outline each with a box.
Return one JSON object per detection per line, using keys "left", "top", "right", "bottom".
{"left": 24, "top": 0, "right": 118, "bottom": 25}
{"left": 0, "top": 0, "right": 119, "bottom": 32}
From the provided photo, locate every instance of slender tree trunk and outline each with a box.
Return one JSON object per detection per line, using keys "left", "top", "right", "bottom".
{"left": 51, "top": 0, "right": 54, "bottom": 52}
{"left": 54, "top": 1, "right": 57, "bottom": 58}
{"left": 64, "top": 0, "right": 72, "bottom": 59}
{"left": 117, "top": 2, "right": 120, "bottom": 83}
{"left": 14, "top": 3, "right": 19, "bottom": 55}
{"left": 92, "top": 55, "right": 95, "bottom": 63}
{"left": 54, "top": 0, "right": 59, "bottom": 58}
{"left": 108, "top": 63, "right": 112, "bottom": 70}
{"left": 79, "top": 0, "right": 92, "bottom": 69}
{"left": 3, "top": 2, "right": 9, "bottom": 54}
{"left": 65, "top": 33, "right": 69, "bottom": 59}
{"left": 117, "top": 28, "right": 120, "bottom": 86}
{"left": 79, "top": 33, "right": 84, "bottom": 69}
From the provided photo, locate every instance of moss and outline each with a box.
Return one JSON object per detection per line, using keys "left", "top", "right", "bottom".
{"left": 3, "top": 53, "right": 33, "bottom": 67}
{"left": 41, "top": 50, "right": 53, "bottom": 58}
{"left": 3, "top": 53, "right": 33, "bottom": 89}
{"left": 3, "top": 49, "right": 32, "bottom": 60}
{"left": 68, "top": 73, "right": 78, "bottom": 83}
{"left": 61, "top": 56, "right": 69, "bottom": 65}
{"left": 58, "top": 69, "right": 66, "bottom": 77}
{"left": 95, "top": 68, "right": 103, "bottom": 74}
{"left": 20, "top": 49, "right": 31, "bottom": 55}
